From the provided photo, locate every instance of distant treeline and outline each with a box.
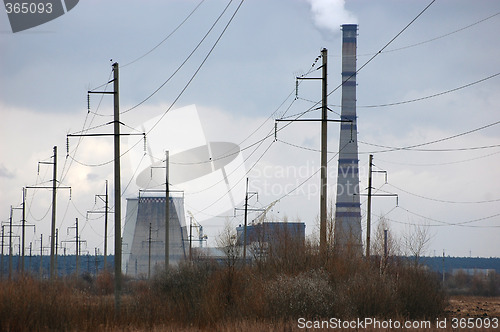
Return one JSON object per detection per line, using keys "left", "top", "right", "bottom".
{"left": 419, "top": 256, "right": 500, "bottom": 273}
{"left": 1, "top": 254, "right": 498, "bottom": 278}
{"left": 0, "top": 255, "right": 114, "bottom": 278}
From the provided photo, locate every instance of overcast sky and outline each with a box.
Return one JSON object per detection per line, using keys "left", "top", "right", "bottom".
{"left": 1, "top": 0, "right": 499, "bottom": 259}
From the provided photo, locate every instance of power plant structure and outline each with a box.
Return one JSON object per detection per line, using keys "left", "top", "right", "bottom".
{"left": 122, "top": 195, "right": 187, "bottom": 277}
{"left": 334, "top": 24, "right": 362, "bottom": 250}
{"left": 236, "top": 222, "right": 306, "bottom": 246}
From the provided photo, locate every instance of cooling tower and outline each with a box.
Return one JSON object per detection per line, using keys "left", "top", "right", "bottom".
{"left": 333, "top": 24, "right": 362, "bottom": 250}
{"left": 122, "top": 196, "right": 187, "bottom": 276}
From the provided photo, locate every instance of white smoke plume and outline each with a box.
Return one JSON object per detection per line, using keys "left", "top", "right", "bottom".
{"left": 305, "top": 0, "right": 357, "bottom": 35}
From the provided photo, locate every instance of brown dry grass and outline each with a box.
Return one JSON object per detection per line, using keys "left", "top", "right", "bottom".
{"left": 0, "top": 240, "right": 456, "bottom": 331}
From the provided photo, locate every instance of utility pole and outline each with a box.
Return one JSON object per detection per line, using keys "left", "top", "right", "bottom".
{"left": 64, "top": 218, "right": 86, "bottom": 276}
{"left": 320, "top": 47, "right": 328, "bottom": 257}
{"left": 150, "top": 151, "right": 171, "bottom": 267}
{"left": 165, "top": 150, "right": 169, "bottom": 268}
{"left": 0, "top": 226, "right": 4, "bottom": 279}
{"left": 39, "top": 234, "right": 43, "bottom": 279}
{"left": 76, "top": 218, "right": 79, "bottom": 276}
{"left": 276, "top": 48, "right": 351, "bottom": 257}
{"left": 366, "top": 154, "right": 373, "bottom": 258}
{"left": 189, "top": 216, "right": 193, "bottom": 261}
{"left": 148, "top": 223, "right": 152, "bottom": 279}
{"left": 50, "top": 146, "right": 57, "bottom": 279}
{"left": 234, "top": 178, "right": 263, "bottom": 263}
{"left": 243, "top": 178, "right": 249, "bottom": 261}
{"left": 361, "top": 155, "right": 397, "bottom": 258}
{"left": 69, "top": 63, "right": 145, "bottom": 313}
{"left": 55, "top": 228, "right": 58, "bottom": 277}
{"left": 112, "top": 62, "right": 122, "bottom": 313}
{"left": 87, "top": 180, "right": 111, "bottom": 270}
{"left": 26, "top": 149, "right": 70, "bottom": 280}
{"left": 21, "top": 187, "right": 26, "bottom": 274}
{"left": 8, "top": 206, "right": 12, "bottom": 280}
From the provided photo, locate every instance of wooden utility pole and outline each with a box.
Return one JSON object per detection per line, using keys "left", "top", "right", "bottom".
{"left": 26, "top": 147, "right": 70, "bottom": 279}
{"left": 8, "top": 206, "right": 12, "bottom": 280}
{"left": 165, "top": 150, "right": 169, "bottom": 268}
{"left": 50, "top": 146, "right": 57, "bottom": 279}
{"left": 21, "top": 187, "right": 26, "bottom": 273}
{"left": 235, "top": 179, "right": 263, "bottom": 263}
{"left": 112, "top": 62, "right": 122, "bottom": 314}
{"left": 189, "top": 216, "right": 193, "bottom": 261}
{"left": 55, "top": 228, "right": 58, "bottom": 276}
{"left": 1, "top": 226, "right": 4, "bottom": 279}
{"left": 104, "top": 181, "right": 108, "bottom": 270}
{"left": 361, "top": 155, "right": 397, "bottom": 258}
{"left": 319, "top": 47, "right": 328, "bottom": 257}
{"left": 148, "top": 223, "right": 152, "bottom": 279}
{"left": 70, "top": 62, "right": 145, "bottom": 314}
{"left": 39, "top": 234, "right": 43, "bottom": 279}
{"left": 366, "top": 154, "right": 373, "bottom": 258}
{"left": 243, "top": 178, "right": 249, "bottom": 261}
{"left": 276, "top": 48, "right": 352, "bottom": 257}
{"left": 75, "top": 218, "right": 79, "bottom": 276}
{"left": 87, "top": 180, "right": 110, "bottom": 270}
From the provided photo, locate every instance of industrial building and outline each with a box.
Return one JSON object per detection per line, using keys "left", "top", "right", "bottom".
{"left": 236, "top": 222, "right": 306, "bottom": 246}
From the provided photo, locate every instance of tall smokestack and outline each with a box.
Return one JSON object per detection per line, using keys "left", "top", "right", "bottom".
{"left": 334, "top": 24, "right": 362, "bottom": 250}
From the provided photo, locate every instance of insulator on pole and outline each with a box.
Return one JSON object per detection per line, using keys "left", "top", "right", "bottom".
{"left": 66, "top": 137, "right": 70, "bottom": 158}
{"left": 143, "top": 134, "right": 147, "bottom": 155}
{"left": 87, "top": 94, "right": 90, "bottom": 113}
{"left": 295, "top": 79, "right": 298, "bottom": 99}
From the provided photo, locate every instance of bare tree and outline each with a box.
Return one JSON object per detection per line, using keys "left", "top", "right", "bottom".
{"left": 402, "top": 222, "right": 433, "bottom": 265}
{"left": 216, "top": 220, "right": 241, "bottom": 268}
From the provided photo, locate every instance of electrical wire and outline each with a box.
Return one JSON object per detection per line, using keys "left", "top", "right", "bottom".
{"left": 330, "top": 11, "right": 500, "bottom": 58}
{"left": 326, "top": 0, "right": 437, "bottom": 99}
{"left": 121, "top": 0, "right": 206, "bottom": 68}
{"left": 374, "top": 149, "right": 500, "bottom": 167}
{"left": 358, "top": 72, "right": 500, "bottom": 108}
{"left": 358, "top": 119, "right": 500, "bottom": 154}
{"left": 121, "top": 0, "right": 235, "bottom": 115}
{"left": 386, "top": 183, "right": 500, "bottom": 204}
{"left": 397, "top": 205, "right": 500, "bottom": 228}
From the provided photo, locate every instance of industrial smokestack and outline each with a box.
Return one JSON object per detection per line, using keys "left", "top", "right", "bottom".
{"left": 333, "top": 24, "right": 362, "bottom": 251}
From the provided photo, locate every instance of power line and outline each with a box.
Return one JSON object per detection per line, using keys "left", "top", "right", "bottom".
{"left": 330, "top": 11, "right": 500, "bottom": 58}
{"left": 397, "top": 205, "right": 500, "bottom": 228}
{"left": 374, "top": 150, "right": 500, "bottom": 167}
{"left": 357, "top": 72, "right": 500, "bottom": 109}
{"left": 121, "top": 0, "right": 235, "bottom": 115}
{"left": 326, "top": 0, "right": 436, "bottom": 99}
{"left": 359, "top": 142, "right": 500, "bottom": 154}
{"left": 121, "top": 0, "right": 206, "bottom": 68}
{"left": 358, "top": 119, "right": 500, "bottom": 154}
{"left": 386, "top": 183, "right": 500, "bottom": 204}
